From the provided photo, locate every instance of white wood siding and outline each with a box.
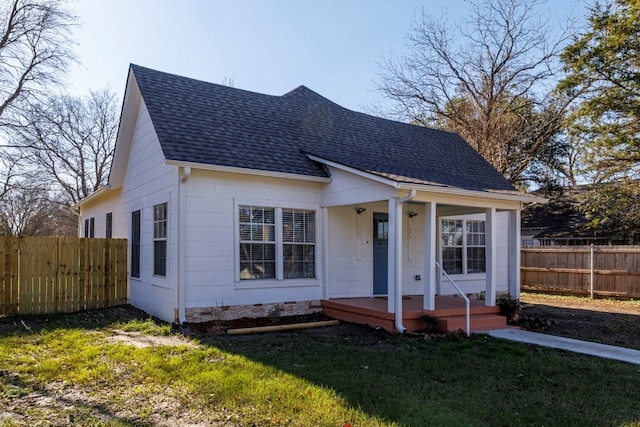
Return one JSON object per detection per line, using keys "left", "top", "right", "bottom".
{"left": 402, "top": 203, "right": 426, "bottom": 295}
{"left": 79, "top": 100, "right": 179, "bottom": 322}
{"left": 320, "top": 167, "right": 396, "bottom": 207}
{"left": 78, "top": 189, "right": 121, "bottom": 239}
{"left": 182, "top": 169, "right": 325, "bottom": 310}
{"left": 326, "top": 201, "right": 387, "bottom": 298}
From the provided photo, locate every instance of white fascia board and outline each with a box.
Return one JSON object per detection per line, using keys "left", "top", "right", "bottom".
{"left": 305, "top": 154, "right": 398, "bottom": 187}
{"left": 71, "top": 185, "right": 111, "bottom": 210}
{"left": 108, "top": 69, "right": 142, "bottom": 189}
{"left": 397, "top": 183, "right": 547, "bottom": 204}
{"left": 164, "top": 159, "right": 332, "bottom": 183}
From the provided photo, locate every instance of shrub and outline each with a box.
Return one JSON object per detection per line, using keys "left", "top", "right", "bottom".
{"left": 496, "top": 297, "right": 520, "bottom": 319}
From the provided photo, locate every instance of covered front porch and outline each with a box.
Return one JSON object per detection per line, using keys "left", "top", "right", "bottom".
{"left": 315, "top": 160, "right": 543, "bottom": 334}
{"left": 321, "top": 295, "right": 507, "bottom": 333}
{"left": 321, "top": 192, "right": 525, "bottom": 334}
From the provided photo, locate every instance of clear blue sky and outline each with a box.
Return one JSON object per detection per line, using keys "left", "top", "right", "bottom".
{"left": 67, "top": 0, "right": 589, "bottom": 113}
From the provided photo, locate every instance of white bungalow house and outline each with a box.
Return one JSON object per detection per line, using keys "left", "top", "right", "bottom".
{"left": 75, "top": 65, "right": 544, "bottom": 332}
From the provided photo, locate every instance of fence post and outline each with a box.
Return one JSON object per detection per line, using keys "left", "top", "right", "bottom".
{"left": 590, "top": 243, "right": 594, "bottom": 299}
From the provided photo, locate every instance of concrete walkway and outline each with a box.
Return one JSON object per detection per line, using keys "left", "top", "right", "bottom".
{"left": 488, "top": 329, "right": 640, "bottom": 365}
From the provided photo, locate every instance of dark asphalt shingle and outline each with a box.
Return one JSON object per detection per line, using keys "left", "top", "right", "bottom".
{"left": 131, "top": 64, "right": 517, "bottom": 193}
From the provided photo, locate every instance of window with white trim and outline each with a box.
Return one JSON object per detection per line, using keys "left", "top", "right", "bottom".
{"left": 466, "top": 220, "right": 486, "bottom": 273}
{"left": 283, "top": 209, "right": 315, "bottom": 279}
{"left": 239, "top": 206, "right": 276, "bottom": 280}
{"left": 84, "top": 217, "right": 95, "bottom": 238}
{"left": 239, "top": 205, "right": 316, "bottom": 280}
{"left": 153, "top": 203, "right": 167, "bottom": 276}
{"left": 441, "top": 219, "right": 486, "bottom": 275}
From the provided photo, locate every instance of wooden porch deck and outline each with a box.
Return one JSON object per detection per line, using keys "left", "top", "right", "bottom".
{"left": 321, "top": 295, "right": 508, "bottom": 333}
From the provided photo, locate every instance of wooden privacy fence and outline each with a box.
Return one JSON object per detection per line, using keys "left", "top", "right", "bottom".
{"left": 521, "top": 245, "right": 640, "bottom": 298}
{"left": 0, "top": 237, "right": 128, "bottom": 316}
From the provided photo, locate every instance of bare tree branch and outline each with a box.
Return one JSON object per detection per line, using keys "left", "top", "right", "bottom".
{"left": 376, "top": 0, "right": 578, "bottom": 188}
{"left": 10, "top": 88, "right": 119, "bottom": 205}
{"left": 0, "top": 184, "right": 75, "bottom": 236}
{"left": 0, "top": 0, "right": 76, "bottom": 123}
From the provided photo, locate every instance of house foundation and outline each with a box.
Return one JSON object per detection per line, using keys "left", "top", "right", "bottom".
{"left": 185, "top": 300, "right": 323, "bottom": 323}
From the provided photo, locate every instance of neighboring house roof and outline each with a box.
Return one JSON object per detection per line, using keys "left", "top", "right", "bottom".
{"left": 129, "top": 64, "right": 519, "bottom": 194}
{"left": 521, "top": 186, "right": 594, "bottom": 238}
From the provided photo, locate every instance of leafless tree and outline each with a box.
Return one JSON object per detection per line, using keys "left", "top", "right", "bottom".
{"left": 0, "top": 0, "right": 76, "bottom": 216}
{"left": 0, "top": 184, "right": 75, "bottom": 236}
{"left": 0, "top": 0, "right": 76, "bottom": 128}
{"left": 12, "top": 88, "right": 119, "bottom": 205}
{"left": 0, "top": 148, "right": 22, "bottom": 200}
{"left": 377, "top": 0, "right": 577, "bottom": 188}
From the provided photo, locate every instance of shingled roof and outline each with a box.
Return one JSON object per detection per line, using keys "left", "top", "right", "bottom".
{"left": 130, "top": 64, "right": 517, "bottom": 193}
{"left": 521, "top": 186, "right": 592, "bottom": 238}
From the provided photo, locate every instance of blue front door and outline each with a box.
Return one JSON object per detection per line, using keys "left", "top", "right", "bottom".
{"left": 373, "top": 212, "right": 389, "bottom": 295}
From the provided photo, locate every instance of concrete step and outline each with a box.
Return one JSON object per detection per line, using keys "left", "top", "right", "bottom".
{"left": 436, "top": 314, "right": 507, "bottom": 333}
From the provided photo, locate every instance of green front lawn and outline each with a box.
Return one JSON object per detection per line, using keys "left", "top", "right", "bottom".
{"left": 0, "top": 309, "right": 639, "bottom": 426}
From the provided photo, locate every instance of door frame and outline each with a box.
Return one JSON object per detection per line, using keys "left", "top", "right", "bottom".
{"left": 372, "top": 212, "right": 389, "bottom": 295}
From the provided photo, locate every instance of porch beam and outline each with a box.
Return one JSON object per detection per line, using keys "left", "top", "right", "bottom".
{"left": 423, "top": 201, "right": 436, "bottom": 310}
{"left": 508, "top": 209, "right": 521, "bottom": 300}
{"left": 485, "top": 207, "right": 497, "bottom": 306}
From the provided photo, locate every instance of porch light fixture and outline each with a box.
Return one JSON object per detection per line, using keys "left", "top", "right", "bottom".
{"left": 408, "top": 211, "right": 418, "bottom": 218}
{"left": 356, "top": 207, "right": 366, "bottom": 215}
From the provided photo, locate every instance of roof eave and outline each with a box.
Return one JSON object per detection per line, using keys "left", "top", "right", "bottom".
{"left": 306, "top": 153, "right": 547, "bottom": 204}
{"left": 164, "top": 159, "right": 332, "bottom": 183}
{"left": 396, "top": 182, "right": 549, "bottom": 204}
{"left": 305, "top": 154, "right": 398, "bottom": 187}
{"left": 71, "top": 185, "right": 111, "bottom": 210}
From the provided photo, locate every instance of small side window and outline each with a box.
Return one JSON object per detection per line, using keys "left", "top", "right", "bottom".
{"left": 153, "top": 203, "right": 167, "bottom": 276}
{"left": 106, "top": 213, "right": 113, "bottom": 238}
{"left": 84, "top": 218, "right": 95, "bottom": 238}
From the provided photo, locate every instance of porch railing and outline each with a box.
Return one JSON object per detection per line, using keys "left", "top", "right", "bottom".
{"left": 435, "top": 262, "right": 470, "bottom": 337}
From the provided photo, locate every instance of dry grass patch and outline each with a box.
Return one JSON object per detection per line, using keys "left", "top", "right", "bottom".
{"left": 106, "top": 330, "right": 199, "bottom": 349}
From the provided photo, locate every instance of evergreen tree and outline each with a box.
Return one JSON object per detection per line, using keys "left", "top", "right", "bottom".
{"left": 559, "top": 0, "right": 640, "bottom": 180}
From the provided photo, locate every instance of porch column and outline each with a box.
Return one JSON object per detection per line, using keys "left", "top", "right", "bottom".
{"left": 423, "top": 201, "right": 436, "bottom": 310}
{"left": 485, "top": 207, "right": 497, "bottom": 306}
{"left": 322, "top": 207, "right": 330, "bottom": 300}
{"left": 387, "top": 198, "right": 397, "bottom": 314}
{"left": 508, "top": 209, "right": 521, "bottom": 300}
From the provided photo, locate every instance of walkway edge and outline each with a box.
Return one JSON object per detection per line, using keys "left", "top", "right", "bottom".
{"left": 487, "top": 329, "right": 640, "bottom": 365}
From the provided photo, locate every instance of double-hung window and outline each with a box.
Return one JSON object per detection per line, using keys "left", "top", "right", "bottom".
{"left": 239, "top": 206, "right": 276, "bottom": 280}
{"left": 84, "top": 217, "right": 95, "bottom": 238}
{"left": 283, "top": 209, "right": 315, "bottom": 279}
{"left": 465, "top": 220, "right": 486, "bottom": 273}
{"left": 239, "top": 205, "right": 315, "bottom": 281}
{"left": 441, "top": 219, "right": 486, "bottom": 275}
{"left": 153, "top": 203, "right": 167, "bottom": 276}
